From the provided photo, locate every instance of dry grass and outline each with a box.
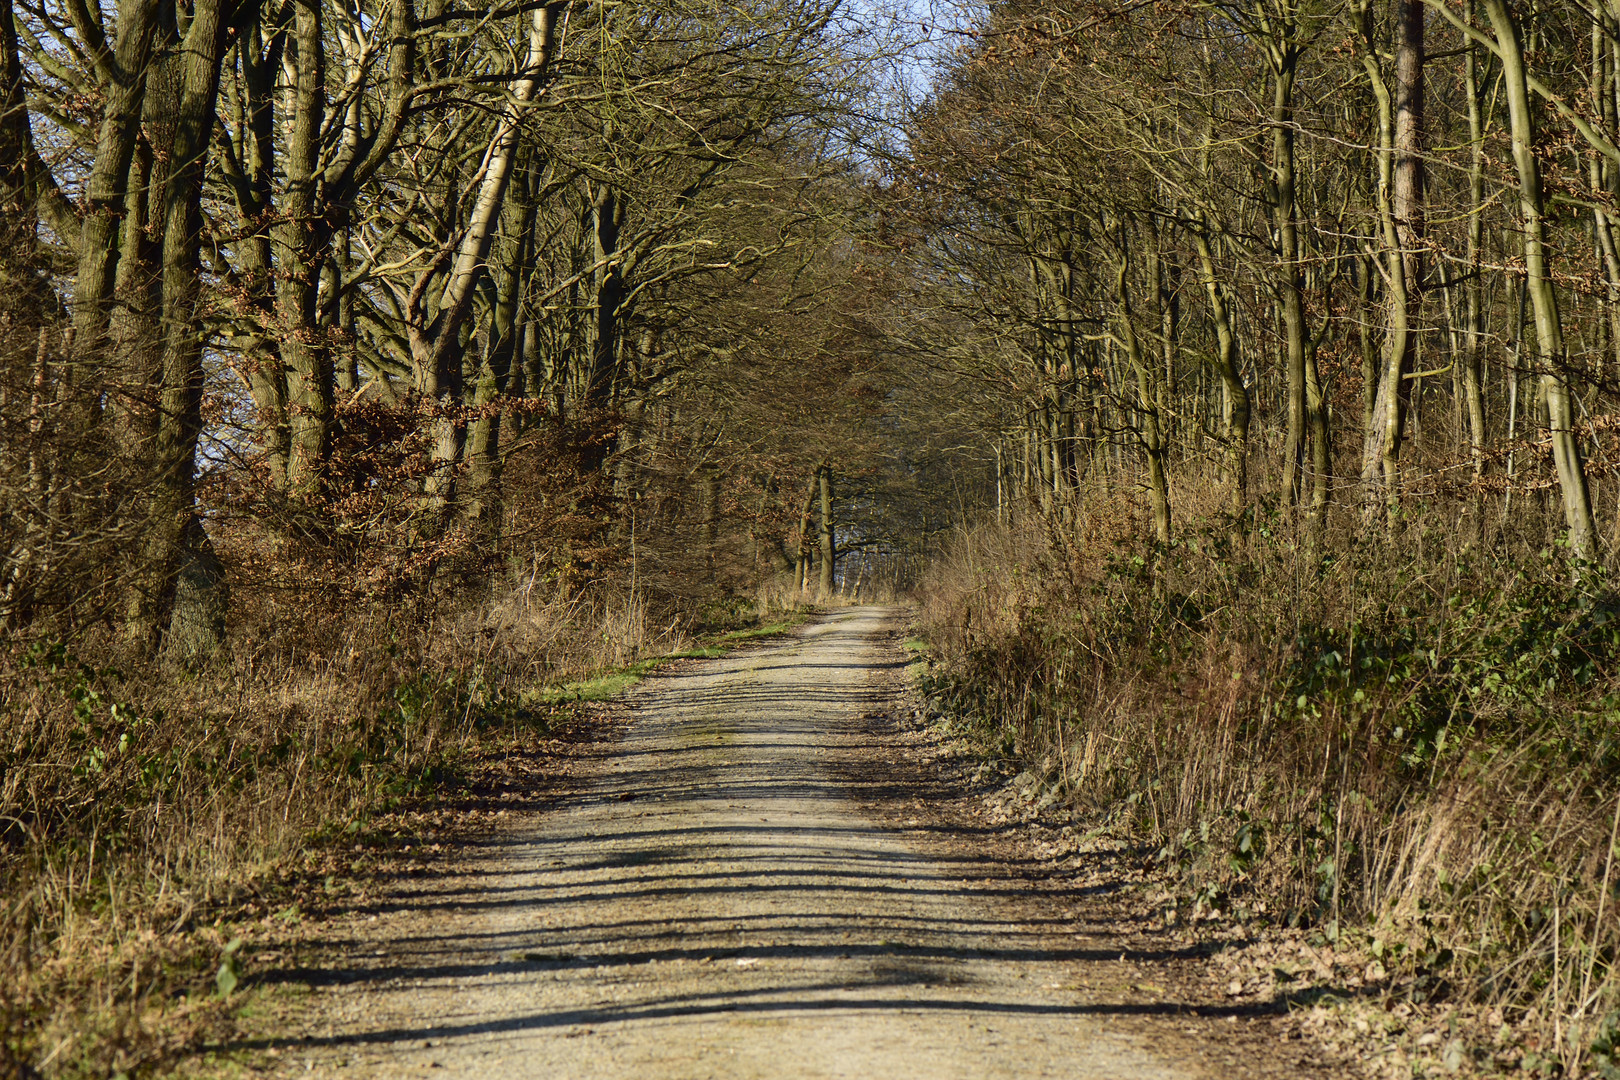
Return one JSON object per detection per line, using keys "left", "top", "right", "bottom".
{"left": 915, "top": 478, "right": 1620, "bottom": 1075}
{"left": 0, "top": 558, "right": 739, "bottom": 1078}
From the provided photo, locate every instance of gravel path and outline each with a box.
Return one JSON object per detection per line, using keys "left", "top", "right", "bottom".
{"left": 286, "top": 606, "right": 1206, "bottom": 1078}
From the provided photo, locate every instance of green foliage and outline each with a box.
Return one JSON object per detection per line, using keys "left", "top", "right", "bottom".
{"left": 1590, "top": 1014, "right": 1620, "bottom": 1079}
{"left": 214, "top": 939, "right": 244, "bottom": 998}
{"left": 22, "top": 642, "right": 159, "bottom": 783}
{"left": 527, "top": 658, "right": 663, "bottom": 705}
{"left": 1276, "top": 556, "right": 1620, "bottom": 781}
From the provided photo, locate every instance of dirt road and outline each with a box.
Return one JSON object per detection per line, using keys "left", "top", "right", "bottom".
{"left": 273, "top": 607, "right": 1235, "bottom": 1078}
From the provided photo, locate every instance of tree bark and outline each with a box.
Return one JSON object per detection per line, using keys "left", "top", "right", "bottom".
{"left": 0, "top": 0, "right": 31, "bottom": 228}
{"left": 1192, "top": 223, "right": 1250, "bottom": 519}
{"left": 1359, "top": 0, "right": 1424, "bottom": 520}
{"left": 1267, "top": 31, "right": 1308, "bottom": 508}
{"left": 1462, "top": 3, "right": 1488, "bottom": 480}
{"left": 818, "top": 464, "right": 835, "bottom": 596}
{"left": 220, "top": 6, "right": 289, "bottom": 487}
{"left": 465, "top": 162, "right": 538, "bottom": 529}
{"left": 585, "top": 181, "right": 626, "bottom": 407}
{"left": 127, "top": 0, "right": 230, "bottom": 652}
{"left": 1115, "top": 234, "right": 1172, "bottom": 545}
{"left": 69, "top": 0, "right": 162, "bottom": 413}
{"left": 794, "top": 466, "right": 819, "bottom": 592}
{"left": 412, "top": 3, "right": 562, "bottom": 506}
{"left": 277, "top": 0, "right": 332, "bottom": 499}
{"left": 1483, "top": 0, "right": 1597, "bottom": 559}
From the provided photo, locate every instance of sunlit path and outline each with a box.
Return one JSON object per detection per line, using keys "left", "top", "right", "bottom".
{"left": 278, "top": 608, "right": 1196, "bottom": 1079}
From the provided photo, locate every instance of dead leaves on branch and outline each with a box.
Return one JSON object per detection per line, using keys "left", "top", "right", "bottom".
{"left": 206, "top": 394, "right": 621, "bottom": 605}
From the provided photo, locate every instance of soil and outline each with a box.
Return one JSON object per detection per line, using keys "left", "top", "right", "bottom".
{"left": 244, "top": 606, "right": 1356, "bottom": 1079}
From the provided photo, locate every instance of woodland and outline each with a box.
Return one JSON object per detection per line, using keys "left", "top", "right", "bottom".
{"left": 6, "top": 0, "right": 1620, "bottom": 1072}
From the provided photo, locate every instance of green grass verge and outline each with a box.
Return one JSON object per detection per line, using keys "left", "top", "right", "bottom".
{"left": 523, "top": 614, "right": 808, "bottom": 706}
{"left": 666, "top": 645, "right": 727, "bottom": 659}
{"left": 720, "top": 618, "right": 801, "bottom": 642}
{"left": 524, "top": 658, "right": 664, "bottom": 705}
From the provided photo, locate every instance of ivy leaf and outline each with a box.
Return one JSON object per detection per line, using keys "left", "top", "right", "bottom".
{"left": 216, "top": 937, "right": 244, "bottom": 997}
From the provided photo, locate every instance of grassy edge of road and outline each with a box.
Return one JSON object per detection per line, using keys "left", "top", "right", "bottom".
{"left": 196, "top": 608, "right": 817, "bottom": 1076}
{"left": 528, "top": 614, "right": 810, "bottom": 706}
{"left": 901, "top": 616, "right": 1555, "bottom": 1080}
{"left": 5, "top": 608, "right": 814, "bottom": 1080}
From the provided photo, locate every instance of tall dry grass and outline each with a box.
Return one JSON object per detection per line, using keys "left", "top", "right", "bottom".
{"left": 0, "top": 564, "right": 695, "bottom": 1078}
{"left": 916, "top": 488, "right": 1620, "bottom": 1073}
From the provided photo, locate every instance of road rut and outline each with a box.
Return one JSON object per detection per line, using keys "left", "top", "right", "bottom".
{"left": 289, "top": 606, "right": 1204, "bottom": 1078}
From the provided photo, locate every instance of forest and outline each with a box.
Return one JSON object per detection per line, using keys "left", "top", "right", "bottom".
{"left": 6, "top": 0, "right": 1620, "bottom": 1072}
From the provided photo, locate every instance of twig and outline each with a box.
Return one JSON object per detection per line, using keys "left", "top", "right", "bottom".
{"left": 1579, "top": 791, "right": 1620, "bottom": 1019}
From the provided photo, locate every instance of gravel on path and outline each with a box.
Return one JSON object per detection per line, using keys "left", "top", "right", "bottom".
{"left": 270, "top": 606, "right": 1221, "bottom": 1079}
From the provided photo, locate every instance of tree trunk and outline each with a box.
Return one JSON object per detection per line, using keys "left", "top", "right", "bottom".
{"left": 0, "top": 0, "right": 28, "bottom": 221}
{"left": 1357, "top": 253, "right": 1380, "bottom": 434}
{"left": 127, "top": 0, "right": 229, "bottom": 653}
{"left": 1484, "top": 0, "right": 1597, "bottom": 559}
{"left": 464, "top": 167, "right": 537, "bottom": 529}
{"left": 794, "top": 467, "right": 819, "bottom": 593}
{"left": 277, "top": 0, "right": 331, "bottom": 499}
{"left": 224, "top": 8, "right": 290, "bottom": 488}
{"left": 586, "top": 181, "right": 626, "bottom": 407}
{"left": 70, "top": 0, "right": 161, "bottom": 415}
{"left": 1153, "top": 232, "right": 1179, "bottom": 453}
{"left": 0, "top": 5, "right": 56, "bottom": 629}
{"left": 1593, "top": 8, "right": 1620, "bottom": 379}
{"left": 1269, "top": 38, "right": 1308, "bottom": 508}
{"left": 412, "top": 3, "right": 561, "bottom": 506}
{"left": 1359, "top": 0, "right": 1424, "bottom": 521}
{"left": 818, "top": 464, "right": 835, "bottom": 596}
{"left": 1462, "top": 6, "right": 1488, "bottom": 480}
{"left": 1115, "top": 237, "right": 1172, "bottom": 545}
{"left": 1193, "top": 224, "right": 1250, "bottom": 520}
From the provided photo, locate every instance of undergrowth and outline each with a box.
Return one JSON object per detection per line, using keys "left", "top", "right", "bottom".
{"left": 0, "top": 584, "right": 798, "bottom": 1078}
{"left": 916, "top": 502, "right": 1620, "bottom": 1076}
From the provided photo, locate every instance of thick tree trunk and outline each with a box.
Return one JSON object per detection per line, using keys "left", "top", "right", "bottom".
{"left": 106, "top": 122, "right": 161, "bottom": 456}
{"left": 0, "top": 4, "right": 57, "bottom": 629}
{"left": 277, "top": 0, "right": 331, "bottom": 499}
{"left": 465, "top": 171, "right": 537, "bottom": 529}
{"left": 0, "top": 0, "right": 28, "bottom": 220}
{"left": 0, "top": 0, "right": 72, "bottom": 246}
{"left": 127, "top": 0, "right": 230, "bottom": 653}
{"left": 223, "top": 9, "right": 290, "bottom": 488}
{"left": 586, "top": 182, "right": 626, "bottom": 407}
{"left": 1270, "top": 49, "right": 1308, "bottom": 507}
{"left": 793, "top": 467, "right": 819, "bottom": 593}
{"left": 1115, "top": 242, "right": 1172, "bottom": 545}
{"left": 70, "top": 0, "right": 161, "bottom": 413}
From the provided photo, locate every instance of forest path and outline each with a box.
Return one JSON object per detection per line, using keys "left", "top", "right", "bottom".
{"left": 278, "top": 607, "right": 1219, "bottom": 1079}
